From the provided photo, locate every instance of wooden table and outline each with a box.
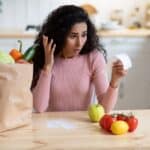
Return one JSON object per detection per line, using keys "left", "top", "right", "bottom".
{"left": 0, "top": 110, "right": 150, "bottom": 150}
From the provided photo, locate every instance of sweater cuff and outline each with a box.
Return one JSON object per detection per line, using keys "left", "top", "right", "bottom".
{"left": 108, "top": 85, "right": 118, "bottom": 93}
{"left": 41, "top": 69, "right": 52, "bottom": 77}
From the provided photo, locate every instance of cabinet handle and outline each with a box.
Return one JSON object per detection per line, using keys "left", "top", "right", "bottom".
{"left": 0, "top": 0, "right": 2, "bottom": 13}
{"left": 119, "top": 81, "right": 124, "bottom": 99}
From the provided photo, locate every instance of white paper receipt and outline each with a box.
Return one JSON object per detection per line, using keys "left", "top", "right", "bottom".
{"left": 114, "top": 53, "right": 132, "bottom": 70}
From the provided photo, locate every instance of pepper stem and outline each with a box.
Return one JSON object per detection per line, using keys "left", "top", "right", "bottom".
{"left": 17, "top": 40, "right": 22, "bottom": 53}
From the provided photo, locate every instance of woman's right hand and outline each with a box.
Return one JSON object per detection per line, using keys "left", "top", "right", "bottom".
{"left": 43, "top": 35, "right": 56, "bottom": 72}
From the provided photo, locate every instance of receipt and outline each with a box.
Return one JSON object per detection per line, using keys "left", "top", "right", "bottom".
{"left": 113, "top": 53, "right": 132, "bottom": 70}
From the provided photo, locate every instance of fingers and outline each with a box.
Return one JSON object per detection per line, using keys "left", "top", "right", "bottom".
{"left": 113, "top": 60, "right": 124, "bottom": 70}
{"left": 43, "top": 35, "right": 48, "bottom": 50}
{"left": 48, "top": 39, "right": 54, "bottom": 52}
{"left": 115, "top": 69, "right": 127, "bottom": 76}
{"left": 52, "top": 43, "right": 56, "bottom": 54}
{"left": 112, "top": 60, "right": 128, "bottom": 76}
{"left": 43, "top": 35, "right": 56, "bottom": 54}
{"left": 113, "top": 60, "right": 123, "bottom": 67}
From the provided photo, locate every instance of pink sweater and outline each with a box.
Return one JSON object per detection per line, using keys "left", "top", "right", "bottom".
{"left": 33, "top": 50, "right": 118, "bottom": 112}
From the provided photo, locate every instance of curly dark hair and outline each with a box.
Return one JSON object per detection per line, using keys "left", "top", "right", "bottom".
{"left": 31, "top": 5, "right": 106, "bottom": 89}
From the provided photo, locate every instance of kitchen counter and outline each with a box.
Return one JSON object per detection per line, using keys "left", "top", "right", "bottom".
{"left": 98, "top": 28, "right": 150, "bottom": 37}
{"left": 0, "top": 29, "right": 150, "bottom": 38}
{"left": 0, "top": 109, "right": 150, "bottom": 149}
{"left": 0, "top": 31, "right": 37, "bottom": 38}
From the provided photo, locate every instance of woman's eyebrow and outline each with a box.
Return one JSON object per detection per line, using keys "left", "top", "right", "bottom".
{"left": 70, "top": 31, "right": 87, "bottom": 35}
{"left": 70, "top": 32, "right": 78, "bottom": 35}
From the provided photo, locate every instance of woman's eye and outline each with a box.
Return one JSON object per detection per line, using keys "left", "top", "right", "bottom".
{"left": 82, "top": 33, "right": 87, "bottom": 37}
{"left": 70, "top": 35, "right": 76, "bottom": 38}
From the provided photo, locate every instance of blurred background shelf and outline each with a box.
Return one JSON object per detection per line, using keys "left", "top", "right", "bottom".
{"left": 98, "top": 28, "right": 150, "bottom": 37}
{"left": 0, "top": 29, "right": 150, "bottom": 38}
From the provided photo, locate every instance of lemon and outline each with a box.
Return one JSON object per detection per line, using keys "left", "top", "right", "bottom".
{"left": 111, "top": 120, "right": 129, "bottom": 135}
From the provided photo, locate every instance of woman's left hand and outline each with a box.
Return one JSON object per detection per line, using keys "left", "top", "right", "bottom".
{"left": 110, "top": 60, "right": 127, "bottom": 88}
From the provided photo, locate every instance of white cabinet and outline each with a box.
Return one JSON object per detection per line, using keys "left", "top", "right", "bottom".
{"left": 101, "top": 37, "right": 150, "bottom": 109}
{"left": 0, "top": 38, "right": 35, "bottom": 53}
{"left": 1, "top": 36, "right": 150, "bottom": 110}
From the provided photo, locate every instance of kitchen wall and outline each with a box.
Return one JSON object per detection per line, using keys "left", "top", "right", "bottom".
{"left": 0, "top": 0, "right": 149, "bottom": 30}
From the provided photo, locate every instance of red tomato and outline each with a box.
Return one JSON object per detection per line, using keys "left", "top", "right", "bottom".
{"left": 16, "top": 59, "right": 30, "bottom": 64}
{"left": 99, "top": 114, "right": 116, "bottom": 131}
{"left": 126, "top": 116, "right": 138, "bottom": 132}
{"left": 117, "top": 114, "right": 128, "bottom": 121}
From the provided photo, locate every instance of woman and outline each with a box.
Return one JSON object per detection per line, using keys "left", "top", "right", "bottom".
{"left": 32, "top": 5, "right": 127, "bottom": 113}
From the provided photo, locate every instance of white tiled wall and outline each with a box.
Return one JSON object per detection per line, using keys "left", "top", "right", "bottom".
{"left": 0, "top": 0, "right": 149, "bottom": 29}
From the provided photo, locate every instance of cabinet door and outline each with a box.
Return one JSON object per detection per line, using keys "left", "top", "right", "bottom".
{"left": 0, "top": 38, "right": 35, "bottom": 53}
{"left": 101, "top": 37, "right": 150, "bottom": 109}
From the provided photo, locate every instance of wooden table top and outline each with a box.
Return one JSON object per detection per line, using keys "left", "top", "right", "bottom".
{"left": 0, "top": 109, "right": 150, "bottom": 150}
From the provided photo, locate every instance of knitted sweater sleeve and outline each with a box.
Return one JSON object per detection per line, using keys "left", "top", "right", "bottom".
{"left": 32, "top": 70, "right": 52, "bottom": 112}
{"left": 91, "top": 50, "right": 119, "bottom": 112}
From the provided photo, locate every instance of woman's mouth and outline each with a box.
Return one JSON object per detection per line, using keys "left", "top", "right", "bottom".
{"left": 74, "top": 49, "right": 80, "bottom": 52}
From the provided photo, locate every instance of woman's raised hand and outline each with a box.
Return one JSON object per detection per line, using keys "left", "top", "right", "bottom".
{"left": 43, "top": 35, "right": 56, "bottom": 72}
{"left": 110, "top": 60, "right": 127, "bottom": 88}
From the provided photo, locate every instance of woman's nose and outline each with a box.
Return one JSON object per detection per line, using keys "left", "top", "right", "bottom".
{"left": 76, "top": 37, "right": 82, "bottom": 46}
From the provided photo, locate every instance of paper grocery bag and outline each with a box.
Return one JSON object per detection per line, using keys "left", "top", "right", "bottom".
{"left": 0, "top": 63, "right": 33, "bottom": 132}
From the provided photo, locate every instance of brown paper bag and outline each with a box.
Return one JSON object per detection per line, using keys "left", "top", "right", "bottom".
{"left": 0, "top": 63, "right": 33, "bottom": 132}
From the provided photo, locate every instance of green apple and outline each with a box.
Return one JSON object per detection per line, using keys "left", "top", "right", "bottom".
{"left": 88, "top": 104, "right": 105, "bottom": 122}
{"left": 0, "top": 51, "right": 15, "bottom": 64}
